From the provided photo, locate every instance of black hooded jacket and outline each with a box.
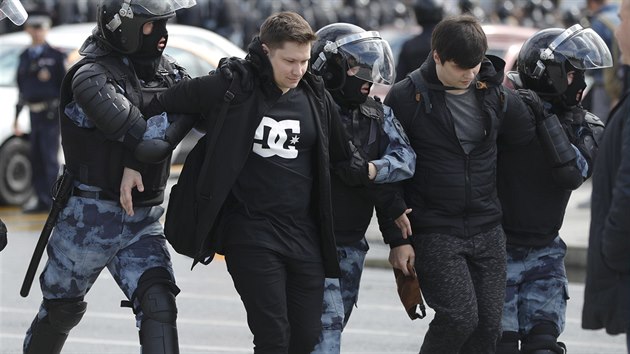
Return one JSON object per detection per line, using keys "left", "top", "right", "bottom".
{"left": 384, "top": 54, "right": 536, "bottom": 242}
{"left": 152, "top": 37, "right": 361, "bottom": 277}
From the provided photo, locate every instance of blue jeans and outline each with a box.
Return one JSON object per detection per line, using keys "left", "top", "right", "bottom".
{"left": 311, "top": 238, "right": 369, "bottom": 354}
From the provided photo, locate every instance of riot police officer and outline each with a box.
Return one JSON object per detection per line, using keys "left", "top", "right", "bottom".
{"left": 22, "top": 1, "right": 197, "bottom": 353}
{"left": 309, "top": 23, "right": 416, "bottom": 353}
{"left": 15, "top": 13, "right": 66, "bottom": 214}
{"left": 497, "top": 24, "right": 612, "bottom": 354}
{"left": 0, "top": 0, "right": 27, "bottom": 252}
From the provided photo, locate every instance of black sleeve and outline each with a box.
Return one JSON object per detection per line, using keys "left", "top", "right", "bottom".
{"left": 72, "top": 62, "right": 146, "bottom": 152}
{"left": 156, "top": 73, "right": 227, "bottom": 115}
{"left": 369, "top": 183, "right": 408, "bottom": 245}
{"left": 327, "top": 92, "right": 370, "bottom": 186}
{"left": 572, "top": 111, "right": 604, "bottom": 179}
{"left": 498, "top": 87, "right": 537, "bottom": 146}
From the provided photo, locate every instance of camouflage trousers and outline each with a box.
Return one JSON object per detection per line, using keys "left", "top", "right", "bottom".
{"left": 501, "top": 236, "right": 569, "bottom": 336}
{"left": 24, "top": 196, "right": 174, "bottom": 349}
{"left": 311, "top": 238, "right": 369, "bottom": 354}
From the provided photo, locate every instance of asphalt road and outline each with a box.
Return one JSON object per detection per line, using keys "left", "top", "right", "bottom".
{"left": 0, "top": 178, "right": 626, "bottom": 354}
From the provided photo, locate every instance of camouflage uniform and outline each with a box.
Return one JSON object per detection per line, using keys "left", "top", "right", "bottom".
{"left": 23, "top": 195, "right": 174, "bottom": 350}
{"left": 312, "top": 238, "right": 369, "bottom": 353}
{"left": 502, "top": 236, "right": 569, "bottom": 336}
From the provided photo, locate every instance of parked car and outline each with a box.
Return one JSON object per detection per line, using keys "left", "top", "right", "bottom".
{"left": 0, "top": 23, "right": 245, "bottom": 205}
{"left": 372, "top": 23, "right": 540, "bottom": 100}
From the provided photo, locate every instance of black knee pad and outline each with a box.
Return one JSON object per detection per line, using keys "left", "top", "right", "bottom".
{"left": 135, "top": 267, "right": 180, "bottom": 323}
{"left": 521, "top": 323, "right": 566, "bottom": 354}
{"left": 135, "top": 267, "right": 180, "bottom": 354}
{"left": 496, "top": 331, "right": 520, "bottom": 354}
{"left": 46, "top": 298, "right": 88, "bottom": 333}
{"left": 25, "top": 298, "right": 87, "bottom": 354}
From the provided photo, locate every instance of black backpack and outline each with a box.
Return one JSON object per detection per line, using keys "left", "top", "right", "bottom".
{"left": 163, "top": 78, "right": 236, "bottom": 265}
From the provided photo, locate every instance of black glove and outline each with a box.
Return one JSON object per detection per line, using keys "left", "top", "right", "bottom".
{"left": 218, "top": 56, "right": 253, "bottom": 91}
{"left": 0, "top": 217, "right": 7, "bottom": 252}
{"left": 517, "top": 89, "right": 552, "bottom": 122}
{"left": 332, "top": 140, "right": 370, "bottom": 186}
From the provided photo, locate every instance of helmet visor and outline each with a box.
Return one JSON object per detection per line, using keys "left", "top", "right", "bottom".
{"left": 547, "top": 25, "right": 613, "bottom": 70}
{"left": 340, "top": 35, "right": 395, "bottom": 85}
{"left": 136, "top": 0, "right": 197, "bottom": 16}
{"left": 0, "top": 0, "right": 28, "bottom": 25}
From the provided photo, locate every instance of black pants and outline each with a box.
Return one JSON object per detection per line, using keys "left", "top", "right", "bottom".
{"left": 225, "top": 246, "right": 325, "bottom": 354}
{"left": 414, "top": 225, "right": 507, "bottom": 354}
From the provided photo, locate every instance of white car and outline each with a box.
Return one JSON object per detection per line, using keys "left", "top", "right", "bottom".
{"left": 0, "top": 23, "right": 245, "bottom": 205}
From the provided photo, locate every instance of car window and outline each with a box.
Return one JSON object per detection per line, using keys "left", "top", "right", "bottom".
{"left": 164, "top": 46, "right": 215, "bottom": 78}
{"left": 0, "top": 45, "right": 22, "bottom": 86}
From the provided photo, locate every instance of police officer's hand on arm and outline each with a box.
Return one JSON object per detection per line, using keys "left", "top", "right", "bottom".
{"left": 218, "top": 56, "right": 253, "bottom": 92}
{"left": 395, "top": 209, "right": 413, "bottom": 238}
{"left": 517, "top": 89, "right": 552, "bottom": 121}
{"left": 120, "top": 167, "right": 144, "bottom": 216}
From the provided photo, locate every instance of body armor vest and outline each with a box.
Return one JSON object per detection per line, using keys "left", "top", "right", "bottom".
{"left": 59, "top": 54, "right": 185, "bottom": 206}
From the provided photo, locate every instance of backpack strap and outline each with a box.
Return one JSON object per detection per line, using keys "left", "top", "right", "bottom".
{"left": 408, "top": 69, "right": 432, "bottom": 114}
{"left": 197, "top": 77, "right": 238, "bottom": 195}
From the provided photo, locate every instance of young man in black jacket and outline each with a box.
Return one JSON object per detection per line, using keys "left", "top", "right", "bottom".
{"left": 144, "top": 12, "right": 369, "bottom": 354}
{"left": 384, "top": 15, "right": 536, "bottom": 353}
{"left": 497, "top": 24, "right": 611, "bottom": 354}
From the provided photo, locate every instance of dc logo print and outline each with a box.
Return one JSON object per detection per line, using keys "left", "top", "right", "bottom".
{"left": 253, "top": 117, "right": 301, "bottom": 159}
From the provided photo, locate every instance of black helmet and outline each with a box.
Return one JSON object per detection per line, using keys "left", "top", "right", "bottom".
{"left": 97, "top": 0, "right": 196, "bottom": 54}
{"left": 311, "top": 22, "right": 395, "bottom": 91}
{"left": 517, "top": 24, "right": 612, "bottom": 96}
{"left": 413, "top": 0, "right": 443, "bottom": 25}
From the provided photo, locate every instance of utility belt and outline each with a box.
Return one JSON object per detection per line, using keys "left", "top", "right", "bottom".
{"left": 27, "top": 98, "right": 59, "bottom": 113}
{"left": 71, "top": 187, "right": 117, "bottom": 201}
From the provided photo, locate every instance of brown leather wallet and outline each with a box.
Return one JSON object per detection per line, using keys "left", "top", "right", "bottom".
{"left": 393, "top": 263, "right": 426, "bottom": 320}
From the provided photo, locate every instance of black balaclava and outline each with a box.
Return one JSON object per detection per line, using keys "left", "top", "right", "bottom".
{"left": 561, "top": 69, "right": 586, "bottom": 107}
{"left": 331, "top": 76, "right": 372, "bottom": 108}
{"left": 130, "top": 19, "right": 168, "bottom": 82}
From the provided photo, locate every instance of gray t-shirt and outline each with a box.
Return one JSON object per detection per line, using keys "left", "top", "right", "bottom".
{"left": 445, "top": 87, "right": 485, "bottom": 154}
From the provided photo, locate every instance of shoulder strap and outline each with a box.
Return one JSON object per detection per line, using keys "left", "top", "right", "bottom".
{"left": 408, "top": 69, "right": 432, "bottom": 114}
{"left": 197, "top": 78, "right": 238, "bottom": 195}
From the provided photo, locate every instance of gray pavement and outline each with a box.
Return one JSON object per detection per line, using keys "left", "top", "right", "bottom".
{"left": 1, "top": 177, "right": 622, "bottom": 354}
{"left": 0, "top": 228, "right": 626, "bottom": 354}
